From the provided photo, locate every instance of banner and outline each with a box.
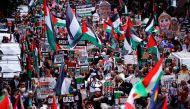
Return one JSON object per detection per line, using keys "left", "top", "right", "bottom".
{"left": 76, "top": 4, "right": 95, "bottom": 17}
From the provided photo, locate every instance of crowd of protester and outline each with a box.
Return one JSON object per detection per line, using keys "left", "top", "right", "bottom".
{"left": 0, "top": 0, "right": 190, "bottom": 109}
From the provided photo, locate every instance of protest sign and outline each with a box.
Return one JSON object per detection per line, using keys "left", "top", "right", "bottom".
{"left": 54, "top": 54, "right": 64, "bottom": 64}
{"left": 114, "top": 91, "right": 123, "bottom": 104}
{"left": 76, "top": 76, "right": 85, "bottom": 89}
{"left": 124, "top": 55, "right": 137, "bottom": 65}
{"left": 158, "top": 12, "right": 171, "bottom": 33}
{"left": 78, "top": 49, "right": 88, "bottom": 65}
{"left": 41, "top": 43, "right": 50, "bottom": 53}
{"left": 57, "top": 38, "right": 86, "bottom": 46}
{"left": 161, "top": 75, "right": 176, "bottom": 89}
{"left": 76, "top": 4, "right": 95, "bottom": 17}
{"left": 98, "top": 1, "right": 111, "bottom": 19}
{"left": 34, "top": 77, "right": 56, "bottom": 99}
{"left": 103, "top": 80, "right": 114, "bottom": 97}
{"left": 80, "top": 66, "right": 88, "bottom": 73}
{"left": 62, "top": 94, "right": 75, "bottom": 103}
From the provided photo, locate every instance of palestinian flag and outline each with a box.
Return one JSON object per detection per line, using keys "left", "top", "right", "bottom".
{"left": 13, "top": 95, "right": 24, "bottom": 109}
{"left": 66, "top": 4, "right": 82, "bottom": 48}
{"left": 29, "top": 0, "right": 36, "bottom": 7}
{"left": 145, "top": 14, "right": 155, "bottom": 34}
{"left": 110, "top": 14, "right": 122, "bottom": 29}
{"left": 153, "top": 26, "right": 160, "bottom": 35}
{"left": 125, "top": 26, "right": 142, "bottom": 50}
{"left": 29, "top": 0, "right": 42, "bottom": 8}
{"left": 81, "top": 20, "right": 102, "bottom": 48}
{"left": 123, "top": 37, "right": 132, "bottom": 54}
{"left": 103, "top": 22, "right": 112, "bottom": 33}
{"left": 147, "top": 34, "right": 160, "bottom": 60}
{"left": 52, "top": 15, "right": 66, "bottom": 27}
{"left": 0, "top": 95, "right": 12, "bottom": 109}
{"left": 44, "top": 0, "right": 60, "bottom": 51}
{"left": 31, "top": 39, "right": 39, "bottom": 76}
{"left": 125, "top": 57, "right": 164, "bottom": 109}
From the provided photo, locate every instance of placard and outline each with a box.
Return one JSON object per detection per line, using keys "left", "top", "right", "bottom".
{"left": 41, "top": 43, "right": 50, "bottom": 52}
{"left": 57, "top": 38, "right": 86, "bottom": 46}
{"left": 80, "top": 66, "right": 88, "bottom": 73}
{"left": 62, "top": 94, "right": 75, "bottom": 103}
{"left": 76, "top": 76, "right": 84, "bottom": 89}
{"left": 103, "top": 80, "right": 114, "bottom": 97}
{"left": 34, "top": 77, "right": 56, "bottom": 99}
{"left": 54, "top": 54, "right": 64, "bottom": 64}
{"left": 161, "top": 75, "right": 176, "bottom": 89}
{"left": 76, "top": 4, "right": 95, "bottom": 17}
{"left": 124, "top": 55, "right": 137, "bottom": 65}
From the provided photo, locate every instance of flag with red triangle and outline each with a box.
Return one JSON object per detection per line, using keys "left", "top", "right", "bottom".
{"left": 147, "top": 34, "right": 160, "bottom": 60}
{"left": 44, "top": 0, "right": 61, "bottom": 51}
{"left": 81, "top": 19, "right": 102, "bottom": 48}
{"left": 0, "top": 95, "right": 12, "bottom": 109}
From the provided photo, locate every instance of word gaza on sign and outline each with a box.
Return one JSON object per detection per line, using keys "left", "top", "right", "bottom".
{"left": 62, "top": 94, "right": 75, "bottom": 103}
